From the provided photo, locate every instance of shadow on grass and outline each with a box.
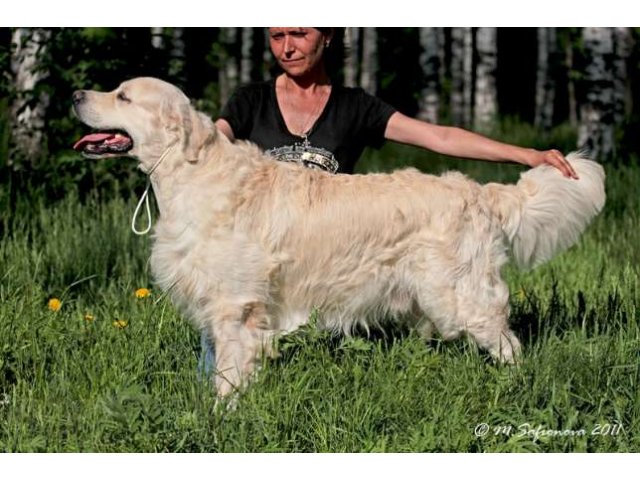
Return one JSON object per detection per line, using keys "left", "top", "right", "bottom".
{"left": 260, "top": 276, "right": 625, "bottom": 374}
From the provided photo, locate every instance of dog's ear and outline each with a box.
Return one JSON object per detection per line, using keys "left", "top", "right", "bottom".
{"left": 160, "top": 99, "right": 191, "bottom": 143}
{"left": 160, "top": 100, "right": 215, "bottom": 163}
{"left": 187, "top": 111, "right": 217, "bottom": 163}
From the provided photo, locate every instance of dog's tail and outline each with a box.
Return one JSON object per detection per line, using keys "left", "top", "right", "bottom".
{"left": 484, "top": 151, "right": 606, "bottom": 269}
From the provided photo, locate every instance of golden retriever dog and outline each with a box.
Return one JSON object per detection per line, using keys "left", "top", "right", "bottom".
{"left": 72, "top": 77, "right": 606, "bottom": 397}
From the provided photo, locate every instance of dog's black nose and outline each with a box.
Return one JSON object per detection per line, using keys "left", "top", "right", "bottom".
{"left": 72, "top": 90, "right": 86, "bottom": 106}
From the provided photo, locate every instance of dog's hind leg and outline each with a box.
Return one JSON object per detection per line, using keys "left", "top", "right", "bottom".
{"left": 456, "top": 275, "right": 521, "bottom": 363}
{"left": 210, "top": 302, "right": 274, "bottom": 397}
{"left": 414, "top": 277, "right": 520, "bottom": 362}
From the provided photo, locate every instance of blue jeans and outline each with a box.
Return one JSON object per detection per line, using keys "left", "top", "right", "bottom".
{"left": 197, "top": 330, "right": 216, "bottom": 381}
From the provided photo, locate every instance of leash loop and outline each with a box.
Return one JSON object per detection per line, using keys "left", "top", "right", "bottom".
{"left": 130, "top": 142, "right": 176, "bottom": 236}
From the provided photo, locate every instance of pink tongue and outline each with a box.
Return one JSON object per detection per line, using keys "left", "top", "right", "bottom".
{"left": 73, "top": 133, "right": 115, "bottom": 150}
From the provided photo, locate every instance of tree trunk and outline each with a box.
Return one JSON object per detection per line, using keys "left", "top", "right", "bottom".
{"left": 360, "top": 28, "right": 378, "bottom": 95}
{"left": 534, "top": 27, "right": 558, "bottom": 131}
{"left": 219, "top": 27, "right": 239, "bottom": 107}
{"left": 578, "top": 27, "right": 615, "bottom": 161}
{"left": 450, "top": 27, "right": 473, "bottom": 127}
{"left": 565, "top": 33, "right": 578, "bottom": 128}
{"left": 463, "top": 28, "right": 474, "bottom": 128}
{"left": 344, "top": 27, "right": 360, "bottom": 88}
{"left": 474, "top": 27, "right": 497, "bottom": 132}
{"left": 240, "top": 27, "right": 253, "bottom": 85}
{"left": 417, "top": 27, "right": 441, "bottom": 123}
{"left": 263, "top": 29, "right": 272, "bottom": 81}
{"left": 10, "top": 28, "right": 51, "bottom": 166}
{"left": 612, "top": 27, "right": 633, "bottom": 125}
{"left": 151, "top": 27, "right": 165, "bottom": 50}
{"left": 437, "top": 28, "right": 446, "bottom": 93}
{"left": 450, "top": 28, "right": 464, "bottom": 126}
{"left": 168, "top": 27, "right": 186, "bottom": 82}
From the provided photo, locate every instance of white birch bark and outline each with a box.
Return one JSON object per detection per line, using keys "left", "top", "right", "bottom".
{"left": 437, "top": 28, "right": 446, "bottom": 86}
{"left": 463, "top": 28, "right": 473, "bottom": 128}
{"left": 534, "top": 27, "right": 557, "bottom": 131}
{"left": 344, "top": 27, "right": 360, "bottom": 88}
{"left": 151, "top": 27, "right": 165, "bottom": 50}
{"left": 263, "top": 28, "right": 272, "bottom": 81}
{"left": 168, "top": 27, "right": 186, "bottom": 78}
{"left": 578, "top": 27, "right": 615, "bottom": 160}
{"left": 450, "top": 27, "right": 473, "bottom": 127}
{"left": 612, "top": 27, "right": 633, "bottom": 125}
{"left": 417, "top": 27, "right": 441, "bottom": 123}
{"left": 219, "top": 27, "right": 238, "bottom": 107}
{"left": 474, "top": 27, "right": 497, "bottom": 132}
{"left": 240, "top": 27, "right": 253, "bottom": 85}
{"left": 360, "top": 28, "right": 378, "bottom": 95}
{"left": 10, "top": 28, "right": 51, "bottom": 165}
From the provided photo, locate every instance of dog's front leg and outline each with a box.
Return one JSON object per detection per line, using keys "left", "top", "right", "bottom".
{"left": 211, "top": 302, "right": 273, "bottom": 397}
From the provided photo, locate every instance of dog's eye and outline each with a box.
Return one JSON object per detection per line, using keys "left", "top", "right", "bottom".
{"left": 117, "top": 91, "right": 131, "bottom": 103}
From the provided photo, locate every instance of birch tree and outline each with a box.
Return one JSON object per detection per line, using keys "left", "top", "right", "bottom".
{"left": 219, "top": 27, "right": 239, "bottom": 106}
{"left": 578, "top": 27, "right": 615, "bottom": 160}
{"left": 612, "top": 27, "right": 633, "bottom": 125}
{"left": 417, "top": 27, "right": 441, "bottom": 124}
{"left": 360, "top": 28, "right": 378, "bottom": 95}
{"left": 534, "top": 27, "right": 558, "bottom": 131}
{"left": 344, "top": 27, "right": 360, "bottom": 88}
{"left": 240, "top": 27, "right": 254, "bottom": 85}
{"left": 450, "top": 27, "right": 473, "bottom": 127}
{"left": 263, "top": 29, "right": 272, "bottom": 81}
{"left": 474, "top": 27, "right": 497, "bottom": 132}
{"left": 168, "top": 28, "right": 186, "bottom": 80}
{"left": 10, "top": 28, "right": 51, "bottom": 166}
{"left": 151, "top": 27, "right": 165, "bottom": 50}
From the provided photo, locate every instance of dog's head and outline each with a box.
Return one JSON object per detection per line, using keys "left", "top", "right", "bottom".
{"left": 73, "top": 77, "right": 215, "bottom": 172}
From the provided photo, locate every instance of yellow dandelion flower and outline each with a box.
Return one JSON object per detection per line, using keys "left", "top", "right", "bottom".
{"left": 113, "top": 319, "right": 128, "bottom": 329}
{"left": 135, "top": 288, "right": 151, "bottom": 299}
{"left": 48, "top": 298, "right": 62, "bottom": 312}
{"left": 84, "top": 314, "right": 95, "bottom": 322}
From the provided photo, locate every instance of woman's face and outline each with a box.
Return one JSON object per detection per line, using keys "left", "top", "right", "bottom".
{"left": 268, "top": 27, "right": 330, "bottom": 77}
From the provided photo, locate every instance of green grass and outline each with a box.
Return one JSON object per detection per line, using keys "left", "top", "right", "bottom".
{"left": 0, "top": 147, "right": 638, "bottom": 452}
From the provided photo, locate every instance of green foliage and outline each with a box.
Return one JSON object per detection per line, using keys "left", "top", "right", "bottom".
{"left": 1, "top": 27, "right": 223, "bottom": 200}
{"left": 0, "top": 28, "right": 11, "bottom": 97}
{"left": 0, "top": 98, "right": 8, "bottom": 169}
{"left": 0, "top": 155, "right": 638, "bottom": 452}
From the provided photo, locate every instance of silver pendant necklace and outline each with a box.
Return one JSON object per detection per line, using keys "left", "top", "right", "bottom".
{"left": 301, "top": 132, "right": 311, "bottom": 149}
{"left": 268, "top": 77, "right": 339, "bottom": 173}
{"left": 285, "top": 77, "right": 330, "bottom": 139}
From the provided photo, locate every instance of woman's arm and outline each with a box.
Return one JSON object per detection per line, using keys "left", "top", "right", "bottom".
{"left": 384, "top": 112, "right": 578, "bottom": 179}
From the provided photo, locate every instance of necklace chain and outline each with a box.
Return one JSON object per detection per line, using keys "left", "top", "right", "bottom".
{"left": 285, "top": 77, "right": 330, "bottom": 138}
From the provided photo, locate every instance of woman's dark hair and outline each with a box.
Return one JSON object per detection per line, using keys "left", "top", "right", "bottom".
{"left": 316, "top": 27, "right": 346, "bottom": 79}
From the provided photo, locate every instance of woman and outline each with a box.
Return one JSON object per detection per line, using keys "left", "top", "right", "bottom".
{"left": 215, "top": 27, "right": 579, "bottom": 177}
{"left": 198, "top": 27, "right": 578, "bottom": 378}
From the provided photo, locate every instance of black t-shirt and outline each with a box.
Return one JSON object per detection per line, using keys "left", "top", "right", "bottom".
{"left": 219, "top": 78, "right": 397, "bottom": 174}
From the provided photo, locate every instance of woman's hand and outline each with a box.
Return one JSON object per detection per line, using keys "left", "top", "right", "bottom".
{"left": 527, "top": 149, "right": 579, "bottom": 179}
